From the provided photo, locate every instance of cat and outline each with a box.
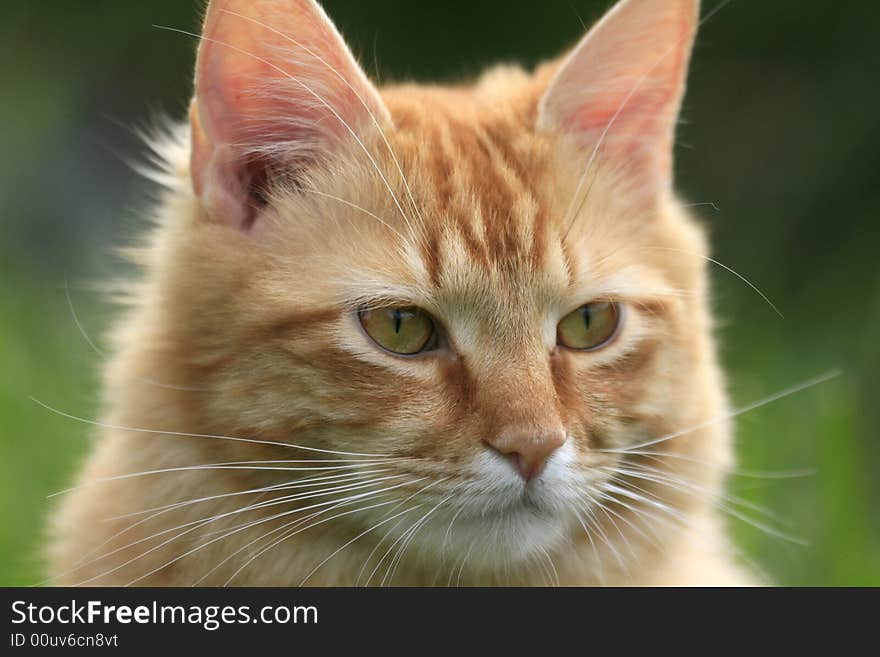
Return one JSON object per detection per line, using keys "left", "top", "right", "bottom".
{"left": 47, "top": 0, "right": 756, "bottom": 586}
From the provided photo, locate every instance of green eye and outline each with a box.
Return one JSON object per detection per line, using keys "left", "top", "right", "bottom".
{"left": 359, "top": 306, "right": 437, "bottom": 355}
{"left": 557, "top": 302, "right": 622, "bottom": 351}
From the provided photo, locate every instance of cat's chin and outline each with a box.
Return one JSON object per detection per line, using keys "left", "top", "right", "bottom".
{"left": 406, "top": 500, "right": 577, "bottom": 571}
{"left": 376, "top": 472, "right": 584, "bottom": 571}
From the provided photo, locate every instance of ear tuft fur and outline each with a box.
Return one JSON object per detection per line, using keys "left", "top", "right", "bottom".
{"left": 537, "top": 0, "right": 700, "bottom": 194}
{"left": 190, "top": 0, "right": 390, "bottom": 230}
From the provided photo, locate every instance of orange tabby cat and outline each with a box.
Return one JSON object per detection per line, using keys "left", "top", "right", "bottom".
{"left": 48, "top": 0, "right": 755, "bottom": 586}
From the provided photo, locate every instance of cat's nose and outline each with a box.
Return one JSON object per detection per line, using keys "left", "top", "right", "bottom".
{"left": 484, "top": 428, "right": 566, "bottom": 482}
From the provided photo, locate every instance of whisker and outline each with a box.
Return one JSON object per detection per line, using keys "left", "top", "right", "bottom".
{"left": 593, "top": 488, "right": 660, "bottom": 551}
{"left": 47, "top": 473, "right": 410, "bottom": 586}
{"left": 33, "top": 397, "right": 400, "bottom": 461}
{"left": 578, "top": 499, "right": 627, "bottom": 577}
{"left": 357, "top": 516, "right": 407, "bottom": 586}
{"left": 71, "top": 484, "right": 357, "bottom": 587}
{"left": 129, "top": 478, "right": 422, "bottom": 587}
{"left": 49, "top": 460, "right": 410, "bottom": 498}
{"left": 613, "top": 448, "right": 816, "bottom": 481}
{"left": 67, "top": 472, "right": 389, "bottom": 571}
{"left": 610, "top": 462, "right": 794, "bottom": 526}
{"left": 599, "top": 370, "right": 841, "bottom": 454}
{"left": 537, "top": 546, "right": 560, "bottom": 587}
{"left": 641, "top": 247, "right": 783, "bottom": 318}
{"left": 604, "top": 465, "right": 807, "bottom": 545}
{"left": 682, "top": 201, "right": 721, "bottom": 212}
{"left": 597, "top": 481, "right": 715, "bottom": 575}
{"left": 601, "top": 480, "right": 683, "bottom": 520}
{"left": 441, "top": 504, "right": 467, "bottom": 553}
{"left": 453, "top": 538, "right": 476, "bottom": 587}
{"left": 209, "top": 476, "right": 446, "bottom": 586}
{"left": 193, "top": 475, "right": 409, "bottom": 539}
{"left": 194, "top": 489, "right": 398, "bottom": 586}
{"left": 610, "top": 464, "right": 754, "bottom": 518}
{"left": 64, "top": 278, "right": 208, "bottom": 392}
{"left": 592, "top": 498, "right": 639, "bottom": 564}
{"left": 589, "top": 501, "right": 631, "bottom": 576}
{"left": 298, "top": 505, "right": 422, "bottom": 586}
{"left": 221, "top": 489, "right": 418, "bottom": 587}
{"left": 572, "top": 507, "right": 607, "bottom": 586}
{"left": 107, "top": 468, "right": 392, "bottom": 521}
{"left": 381, "top": 495, "right": 453, "bottom": 587}
{"left": 354, "top": 477, "right": 449, "bottom": 585}
{"left": 299, "top": 187, "right": 406, "bottom": 241}
{"left": 600, "top": 475, "right": 774, "bottom": 583}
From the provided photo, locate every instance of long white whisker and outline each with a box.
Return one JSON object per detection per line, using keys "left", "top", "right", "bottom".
{"left": 453, "top": 538, "right": 476, "bottom": 587}
{"left": 32, "top": 397, "right": 398, "bottom": 459}
{"left": 573, "top": 507, "right": 607, "bottom": 586}
{"left": 602, "top": 475, "right": 775, "bottom": 583}
{"left": 642, "top": 247, "right": 783, "bottom": 318}
{"left": 537, "top": 546, "right": 560, "bottom": 587}
{"left": 382, "top": 495, "right": 452, "bottom": 587}
{"left": 593, "top": 488, "right": 658, "bottom": 552}
{"left": 590, "top": 501, "right": 631, "bottom": 575}
{"left": 364, "top": 477, "right": 451, "bottom": 586}
{"left": 298, "top": 505, "right": 422, "bottom": 586}
{"left": 194, "top": 487, "right": 403, "bottom": 586}
{"left": 580, "top": 499, "right": 627, "bottom": 577}
{"left": 194, "top": 475, "right": 410, "bottom": 541}
{"left": 355, "top": 477, "right": 449, "bottom": 585}
{"left": 600, "top": 370, "right": 841, "bottom": 454}
{"left": 441, "top": 504, "right": 466, "bottom": 553}
{"left": 300, "top": 187, "right": 406, "bottom": 240}
{"left": 72, "top": 484, "right": 360, "bottom": 587}
{"left": 610, "top": 461, "right": 792, "bottom": 526}
{"left": 613, "top": 448, "right": 816, "bottom": 480}
{"left": 49, "top": 474, "right": 410, "bottom": 586}
{"left": 221, "top": 491, "right": 413, "bottom": 587}
{"left": 65, "top": 470, "right": 390, "bottom": 573}
{"left": 108, "top": 469, "right": 391, "bottom": 522}
{"left": 130, "top": 478, "right": 422, "bottom": 587}
{"left": 64, "top": 278, "right": 209, "bottom": 392}
{"left": 604, "top": 465, "right": 807, "bottom": 545}
{"left": 49, "top": 460, "right": 410, "bottom": 498}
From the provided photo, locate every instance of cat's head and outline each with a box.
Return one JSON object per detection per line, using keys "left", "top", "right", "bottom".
{"left": 141, "top": 0, "right": 730, "bottom": 574}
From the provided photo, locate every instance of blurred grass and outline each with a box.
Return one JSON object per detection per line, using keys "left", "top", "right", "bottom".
{"left": 0, "top": 261, "right": 96, "bottom": 585}
{"left": 0, "top": 0, "right": 877, "bottom": 586}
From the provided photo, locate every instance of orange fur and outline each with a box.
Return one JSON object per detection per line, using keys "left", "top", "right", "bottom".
{"left": 47, "top": 0, "right": 755, "bottom": 586}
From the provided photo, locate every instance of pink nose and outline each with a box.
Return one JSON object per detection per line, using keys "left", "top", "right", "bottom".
{"left": 484, "top": 428, "right": 566, "bottom": 482}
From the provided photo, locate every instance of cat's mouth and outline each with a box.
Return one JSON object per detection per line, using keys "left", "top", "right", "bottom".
{"left": 513, "top": 486, "right": 555, "bottom": 513}
{"left": 455, "top": 479, "right": 572, "bottom": 525}
{"left": 419, "top": 492, "right": 574, "bottom": 567}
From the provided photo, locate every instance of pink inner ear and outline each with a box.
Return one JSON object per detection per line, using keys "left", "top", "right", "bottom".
{"left": 567, "top": 41, "right": 689, "bottom": 136}
{"left": 537, "top": 0, "right": 699, "bottom": 186}
{"left": 190, "top": 0, "right": 390, "bottom": 230}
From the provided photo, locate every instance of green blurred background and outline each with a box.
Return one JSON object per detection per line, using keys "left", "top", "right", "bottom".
{"left": 1, "top": 1, "right": 877, "bottom": 586}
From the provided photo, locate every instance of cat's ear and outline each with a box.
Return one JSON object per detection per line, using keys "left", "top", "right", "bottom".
{"left": 536, "top": 0, "right": 699, "bottom": 195}
{"left": 190, "top": 0, "right": 390, "bottom": 230}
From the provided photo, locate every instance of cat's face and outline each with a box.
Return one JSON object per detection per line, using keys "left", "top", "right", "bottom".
{"left": 152, "top": 0, "right": 729, "bottom": 572}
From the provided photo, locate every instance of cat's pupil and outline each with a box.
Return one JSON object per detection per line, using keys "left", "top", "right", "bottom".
{"left": 393, "top": 308, "right": 403, "bottom": 334}
{"left": 581, "top": 306, "right": 592, "bottom": 329}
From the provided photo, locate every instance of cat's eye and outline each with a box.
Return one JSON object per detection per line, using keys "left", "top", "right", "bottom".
{"left": 358, "top": 306, "right": 437, "bottom": 355}
{"left": 557, "top": 302, "right": 621, "bottom": 351}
